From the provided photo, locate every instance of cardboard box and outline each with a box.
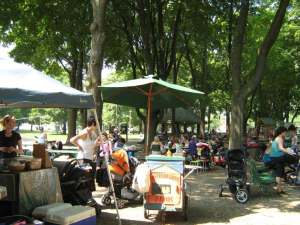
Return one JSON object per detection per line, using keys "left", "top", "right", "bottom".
{"left": 33, "top": 144, "right": 52, "bottom": 168}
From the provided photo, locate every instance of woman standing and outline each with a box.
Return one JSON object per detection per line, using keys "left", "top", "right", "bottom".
{"left": 270, "top": 126, "right": 290, "bottom": 194}
{"left": 70, "top": 116, "right": 98, "bottom": 191}
{"left": 0, "top": 115, "right": 23, "bottom": 158}
{"left": 70, "top": 116, "right": 98, "bottom": 161}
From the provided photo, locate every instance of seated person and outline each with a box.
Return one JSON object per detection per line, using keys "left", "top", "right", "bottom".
{"left": 36, "top": 127, "right": 47, "bottom": 145}
{"left": 288, "top": 124, "right": 299, "bottom": 154}
{"left": 188, "top": 136, "right": 197, "bottom": 159}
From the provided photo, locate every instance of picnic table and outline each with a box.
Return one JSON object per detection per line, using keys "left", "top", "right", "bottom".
{"left": 22, "top": 145, "right": 78, "bottom": 158}
{"left": 47, "top": 149, "right": 78, "bottom": 158}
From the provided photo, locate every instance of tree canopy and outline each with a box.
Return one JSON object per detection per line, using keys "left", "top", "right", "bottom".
{"left": 0, "top": 0, "right": 299, "bottom": 147}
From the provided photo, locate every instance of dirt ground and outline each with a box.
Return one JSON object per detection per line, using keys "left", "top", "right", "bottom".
{"left": 94, "top": 167, "right": 300, "bottom": 225}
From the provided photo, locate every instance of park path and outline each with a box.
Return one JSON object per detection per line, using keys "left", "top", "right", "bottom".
{"left": 94, "top": 167, "right": 300, "bottom": 225}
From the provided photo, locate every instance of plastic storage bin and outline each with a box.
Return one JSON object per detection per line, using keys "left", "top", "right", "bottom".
{"left": 45, "top": 205, "right": 96, "bottom": 225}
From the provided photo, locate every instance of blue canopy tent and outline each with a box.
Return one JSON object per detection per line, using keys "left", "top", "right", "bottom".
{"left": 0, "top": 57, "right": 94, "bottom": 109}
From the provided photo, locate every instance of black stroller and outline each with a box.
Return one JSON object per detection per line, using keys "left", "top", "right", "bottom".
{"left": 97, "top": 154, "right": 142, "bottom": 208}
{"left": 52, "top": 157, "right": 101, "bottom": 215}
{"left": 219, "top": 149, "right": 250, "bottom": 204}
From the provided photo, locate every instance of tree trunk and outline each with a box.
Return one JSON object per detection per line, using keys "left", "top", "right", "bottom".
{"left": 226, "top": 109, "right": 230, "bottom": 135}
{"left": 197, "top": 123, "right": 200, "bottom": 136}
{"left": 230, "top": 96, "right": 245, "bottom": 149}
{"left": 207, "top": 107, "right": 211, "bottom": 133}
{"left": 89, "top": 0, "right": 108, "bottom": 129}
{"left": 171, "top": 109, "right": 176, "bottom": 134}
{"left": 184, "top": 123, "right": 187, "bottom": 134}
{"left": 285, "top": 109, "right": 289, "bottom": 123}
{"left": 291, "top": 108, "right": 299, "bottom": 123}
{"left": 223, "top": 1, "right": 233, "bottom": 137}
{"left": 80, "top": 109, "right": 87, "bottom": 128}
{"left": 62, "top": 121, "right": 67, "bottom": 135}
{"left": 199, "top": 107, "right": 206, "bottom": 139}
{"left": 66, "top": 57, "right": 78, "bottom": 143}
{"left": 67, "top": 109, "right": 77, "bottom": 144}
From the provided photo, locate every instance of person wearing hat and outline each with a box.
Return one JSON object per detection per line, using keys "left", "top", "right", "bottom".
{"left": 0, "top": 115, "right": 23, "bottom": 158}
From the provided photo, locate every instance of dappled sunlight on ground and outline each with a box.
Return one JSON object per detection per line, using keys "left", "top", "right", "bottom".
{"left": 94, "top": 162, "right": 300, "bottom": 225}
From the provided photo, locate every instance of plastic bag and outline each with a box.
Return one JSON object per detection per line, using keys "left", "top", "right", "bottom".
{"left": 131, "top": 163, "right": 150, "bottom": 193}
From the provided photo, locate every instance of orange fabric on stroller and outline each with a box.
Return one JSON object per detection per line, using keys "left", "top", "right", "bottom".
{"left": 108, "top": 148, "right": 130, "bottom": 176}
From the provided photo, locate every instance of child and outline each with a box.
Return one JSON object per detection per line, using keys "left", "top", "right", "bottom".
{"left": 288, "top": 124, "right": 298, "bottom": 153}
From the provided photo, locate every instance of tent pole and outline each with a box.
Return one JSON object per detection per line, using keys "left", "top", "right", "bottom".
{"left": 146, "top": 84, "right": 153, "bottom": 155}
{"left": 93, "top": 109, "right": 122, "bottom": 225}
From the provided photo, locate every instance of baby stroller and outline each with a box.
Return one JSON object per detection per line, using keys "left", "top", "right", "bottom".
{"left": 52, "top": 156, "right": 101, "bottom": 215}
{"left": 219, "top": 149, "right": 250, "bottom": 204}
{"left": 196, "top": 142, "right": 212, "bottom": 169}
{"left": 211, "top": 144, "right": 226, "bottom": 168}
{"left": 97, "top": 148, "right": 142, "bottom": 208}
{"left": 281, "top": 150, "right": 300, "bottom": 184}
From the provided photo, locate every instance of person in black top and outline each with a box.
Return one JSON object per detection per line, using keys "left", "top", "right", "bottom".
{"left": 0, "top": 115, "right": 23, "bottom": 158}
{"left": 150, "top": 136, "right": 163, "bottom": 154}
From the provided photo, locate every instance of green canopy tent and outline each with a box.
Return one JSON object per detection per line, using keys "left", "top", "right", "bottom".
{"left": 99, "top": 76, "right": 204, "bottom": 154}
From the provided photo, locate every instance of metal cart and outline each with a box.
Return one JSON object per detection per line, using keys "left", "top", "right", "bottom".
{"left": 144, "top": 155, "right": 190, "bottom": 222}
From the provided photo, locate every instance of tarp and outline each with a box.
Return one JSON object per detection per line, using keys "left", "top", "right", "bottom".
{"left": 0, "top": 57, "right": 94, "bottom": 108}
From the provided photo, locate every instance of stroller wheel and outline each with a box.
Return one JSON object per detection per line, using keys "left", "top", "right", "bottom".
{"left": 218, "top": 185, "right": 224, "bottom": 197}
{"left": 144, "top": 209, "right": 149, "bottom": 219}
{"left": 101, "top": 195, "right": 111, "bottom": 206}
{"left": 234, "top": 189, "right": 249, "bottom": 204}
{"left": 95, "top": 204, "right": 102, "bottom": 215}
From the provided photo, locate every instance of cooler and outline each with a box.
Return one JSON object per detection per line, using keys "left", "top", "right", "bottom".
{"left": 32, "top": 203, "right": 72, "bottom": 220}
{"left": 45, "top": 205, "right": 96, "bottom": 225}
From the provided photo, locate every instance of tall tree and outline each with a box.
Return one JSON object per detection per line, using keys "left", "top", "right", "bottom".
{"left": 229, "top": 0, "right": 290, "bottom": 149}
{"left": 89, "top": 0, "right": 108, "bottom": 128}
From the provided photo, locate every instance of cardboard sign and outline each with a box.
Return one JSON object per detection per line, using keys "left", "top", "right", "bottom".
{"left": 146, "top": 165, "right": 182, "bottom": 208}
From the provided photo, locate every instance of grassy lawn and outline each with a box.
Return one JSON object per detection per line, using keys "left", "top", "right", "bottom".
{"left": 20, "top": 130, "right": 67, "bottom": 142}
{"left": 19, "top": 131, "right": 142, "bottom": 144}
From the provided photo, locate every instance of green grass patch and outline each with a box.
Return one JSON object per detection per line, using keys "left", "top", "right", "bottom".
{"left": 20, "top": 130, "right": 67, "bottom": 142}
